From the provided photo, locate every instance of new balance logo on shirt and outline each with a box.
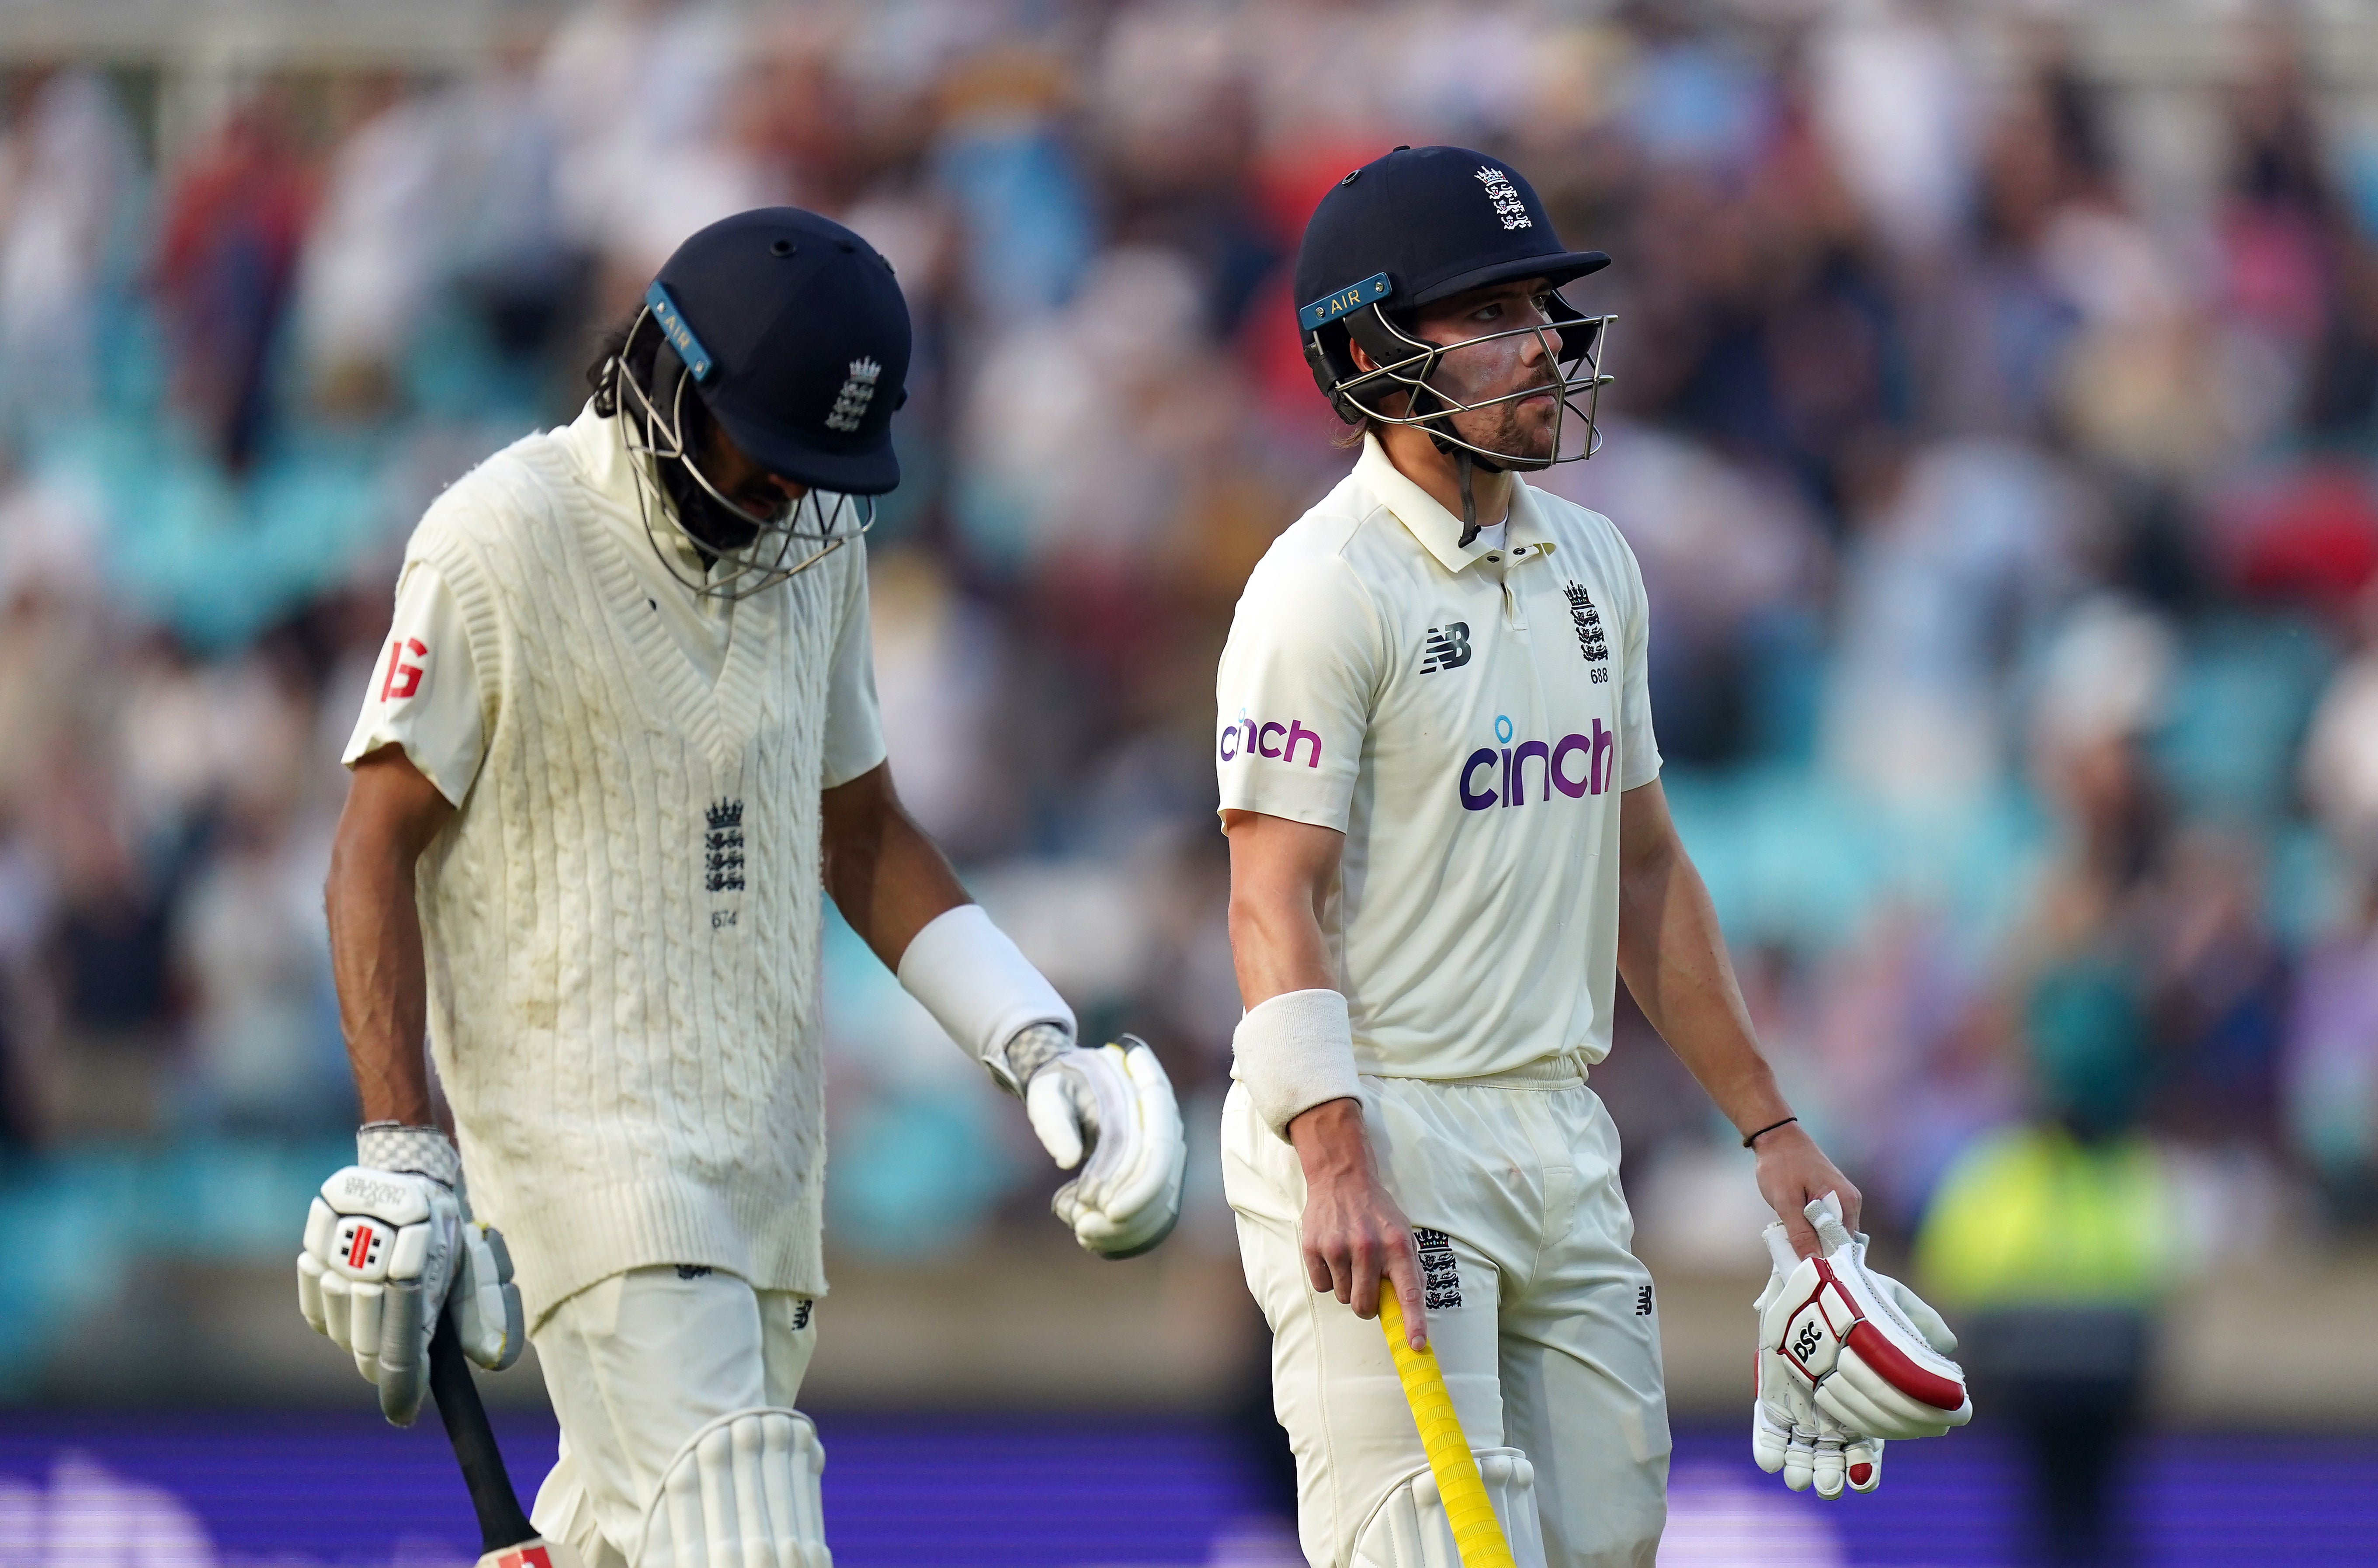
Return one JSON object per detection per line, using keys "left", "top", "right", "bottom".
{"left": 1420, "top": 622, "right": 1472, "bottom": 673}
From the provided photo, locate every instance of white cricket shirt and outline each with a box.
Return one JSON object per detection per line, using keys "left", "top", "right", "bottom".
{"left": 1216, "top": 435, "right": 1660, "bottom": 1082}
{"left": 344, "top": 402, "right": 886, "bottom": 803}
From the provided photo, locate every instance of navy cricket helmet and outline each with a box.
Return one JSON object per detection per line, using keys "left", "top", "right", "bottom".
{"left": 609, "top": 207, "right": 912, "bottom": 598}
{"left": 1294, "top": 146, "right": 1614, "bottom": 469}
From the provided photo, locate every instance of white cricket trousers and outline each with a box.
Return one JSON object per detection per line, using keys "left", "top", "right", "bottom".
{"left": 1222, "top": 1062, "right": 1670, "bottom": 1568}
{"left": 528, "top": 1265, "right": 819, "bottom": 1568}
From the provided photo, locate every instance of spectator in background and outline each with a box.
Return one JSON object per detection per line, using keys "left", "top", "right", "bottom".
{"left": 1914, "top": 596, "right": 2184, "bottom": 1567}
{"left": 290, "top": 76, "right": 450, "bottom": 420}
{"left": 153, "top": 91, "right": 314, "bottom": 471}
{"left": 1930, "top": 60, "right": 2098, "bottom": 442}
{"left": 1822, "top": 437, "right": 2085, "bottom": 807}
{"left": 1917, "top": 962, "right": 2173, "bottom": 1568}
{"left": 0, "top": 806, "right": 50, "bottom": 1152}
{"left": 539, "top": 0, "right": 779, "bottom": 316}
{"left": 2288, "top": 586, "right": 2378, "bottom": 1225}
{"left": 0, "top": 69, "right": 141, "bottom": 449}
{"left": 1805, "top": 0, "right": 1975, "bottom": 264}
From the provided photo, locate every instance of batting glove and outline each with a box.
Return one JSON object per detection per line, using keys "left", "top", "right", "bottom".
{"left": 1753, "top": 1215, "right": 1884, "bottom": 1498}
{"left": 297, "top": 1125, "right": 523, "bottom": 1426}
{"left": 1002, "top": 1027, "right": 1187, "bottom": 1260}
{"left": 1752, "top": 1193, "right": 1968, "bottom": 1495}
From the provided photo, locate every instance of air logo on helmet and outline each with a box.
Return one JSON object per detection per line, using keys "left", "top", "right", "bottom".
{"left": 644, "top": 281, "right": 716, "bottom": 382}
{"left": 1297, "top": 271, "right": 1393, "bottom": 333}
{"left": 1475, "top": 167, "right": 1532, "bottom": 231}
{"left": 826, "top": 357, "right": 882, "bottom": 433}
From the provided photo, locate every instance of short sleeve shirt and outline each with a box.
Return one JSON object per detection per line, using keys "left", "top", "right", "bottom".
{"left": 1215, "top": 435, "right": 1660, "bottom": 1080}
{"left": 345, "top": 402, "right": 886, "bottom": 804}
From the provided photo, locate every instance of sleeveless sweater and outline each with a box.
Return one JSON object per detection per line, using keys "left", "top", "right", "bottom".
{"left": 406, "top": 428, "right": 854, "bottom": 1324}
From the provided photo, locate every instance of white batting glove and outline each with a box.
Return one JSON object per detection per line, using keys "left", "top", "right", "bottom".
{"left": 296, "top": 1125, "right": 523, "bottom": 1426}
{"left": 999, "top": 1026, "right": 1187, "bottom": 1259}
{"left": 450, "top": 1207, "right": 526, "bottom": 1374}
{"left": 1753, "top": 1220, "right": 1883, "bottom": 1497}
{"left": 1753, "top": 1193, "right": 1969, "bottom": 1492}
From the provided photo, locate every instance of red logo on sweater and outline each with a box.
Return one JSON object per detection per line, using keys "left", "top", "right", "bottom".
{"left": 380, "top": 638, "right": 427, "bottom": 701}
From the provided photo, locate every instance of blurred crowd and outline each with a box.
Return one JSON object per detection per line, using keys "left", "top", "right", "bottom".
{"left": 1, "top": 0, "right": 2376, "bottom": 1384}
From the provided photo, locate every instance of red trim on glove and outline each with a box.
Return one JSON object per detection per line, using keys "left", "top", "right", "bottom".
{"left": 1844, "top": 1319, "right": 1966, "bottom": 1411}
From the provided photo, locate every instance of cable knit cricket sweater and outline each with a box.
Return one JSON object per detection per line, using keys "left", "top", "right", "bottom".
{"left": 404, "top": 427, "right": 860, "bottom": 1325}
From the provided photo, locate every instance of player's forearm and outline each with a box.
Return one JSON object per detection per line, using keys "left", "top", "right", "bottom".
{"left": 326, "top": 831, "right": 437, "bottom": 1127}
{"left": 1222, "top": 812, "right": 1341, "bottom": 1006}
{"left": 1227, "top": 882, "right": 1336, "bottom": 1005}
{"left": 328, "top": 753, "right": 455, "bottom": 1127}
{"left": 1614, "top": 826, "right": 1791, "bottom": 1136}
{"left": 820, "top": 763, "right": 970, "bottom": 969}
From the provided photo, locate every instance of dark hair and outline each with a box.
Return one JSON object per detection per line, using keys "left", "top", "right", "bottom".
{"left": 585, "top": 312, "right": 714, "bottom": 454}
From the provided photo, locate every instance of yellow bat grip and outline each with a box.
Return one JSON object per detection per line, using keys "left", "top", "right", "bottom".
{"left": 1378, "top": 1289, "right": 1516, "bottom": 1568}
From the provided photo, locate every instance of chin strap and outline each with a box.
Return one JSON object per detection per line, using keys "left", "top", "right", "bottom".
{"left": 1455, "top": 450, "right": 1482, "bottom": 549}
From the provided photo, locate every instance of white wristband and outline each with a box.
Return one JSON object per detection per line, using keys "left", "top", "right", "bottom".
{"left": 1232, "top": 989, "right": 1361, "bottom": 1141}
{"left": 898, "top": 903, "right": 1076, "bottom": 1075}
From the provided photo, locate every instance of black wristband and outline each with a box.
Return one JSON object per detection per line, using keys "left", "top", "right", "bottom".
{"left": 1742, "top": 1115, "right": 1798, "bottom": 1150}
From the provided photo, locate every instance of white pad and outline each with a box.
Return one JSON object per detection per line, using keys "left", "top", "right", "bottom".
{"left": 1351, "top": 1449, "right": 1548, "bottom": 1568}
{"left": 1231, "top": 988, "right": 1363, "bottom": 1140}
{"left": 1759, "top": 1195, "right": 1972, "bottom": 1445}
{"left": 1029, "top": 1037, "right": 1187, "bottom": 1259}
{"left": 638, "top": 1407, "right": 830, "bottom": 1568}
{"left": 897, "top": 903, "right": 1076, "bottom": 1083}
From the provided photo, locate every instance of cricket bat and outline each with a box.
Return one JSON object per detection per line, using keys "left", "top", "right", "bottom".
{"left": 1378, "top": 1290, "right": 1516, "bottom": 1568}
{"left": 427, "top": 1316, "right": 584, "bottom": 1568}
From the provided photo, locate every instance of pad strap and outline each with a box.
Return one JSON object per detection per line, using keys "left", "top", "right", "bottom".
{"left": 1232, "top": 989, "right": 1362, "bottom": 1140}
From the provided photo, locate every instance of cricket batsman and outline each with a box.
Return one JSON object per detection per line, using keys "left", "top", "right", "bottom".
{"left": 1217, "top": 147, "right": 1970, "bottom": 1568}
{"left": 293, "top": 207, "right": 1187, "bottom": 1568}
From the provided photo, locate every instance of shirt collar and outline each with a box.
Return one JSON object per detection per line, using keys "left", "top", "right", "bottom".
{"left": 556, "top": 399, "right": 730, "bottom": 592}
{"left": 1353, "top": 432, "right": 1554, "bottom": 574}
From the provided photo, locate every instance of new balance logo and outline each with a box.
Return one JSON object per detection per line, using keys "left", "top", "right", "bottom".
{"left": 1420, "top": 622, "right": 1472, "bottom": 673}
{"left": 1636, "top": 1284, "right": 1654, "bottom": 1317}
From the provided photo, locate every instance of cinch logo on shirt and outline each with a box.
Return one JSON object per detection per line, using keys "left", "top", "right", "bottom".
{"left": 1458, "top": 713, "right": 1613, "bottom": 809}
{"left": 1219, "top": 713, "right": 1323, "bottom": 767}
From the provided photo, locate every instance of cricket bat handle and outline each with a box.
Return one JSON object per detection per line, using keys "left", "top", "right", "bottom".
{"left": 428, "top": 1314, "right": 539, "bottom": 1555}
{"left": 1379, "top": 1290, "right": 1517, "bottom": 1568}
